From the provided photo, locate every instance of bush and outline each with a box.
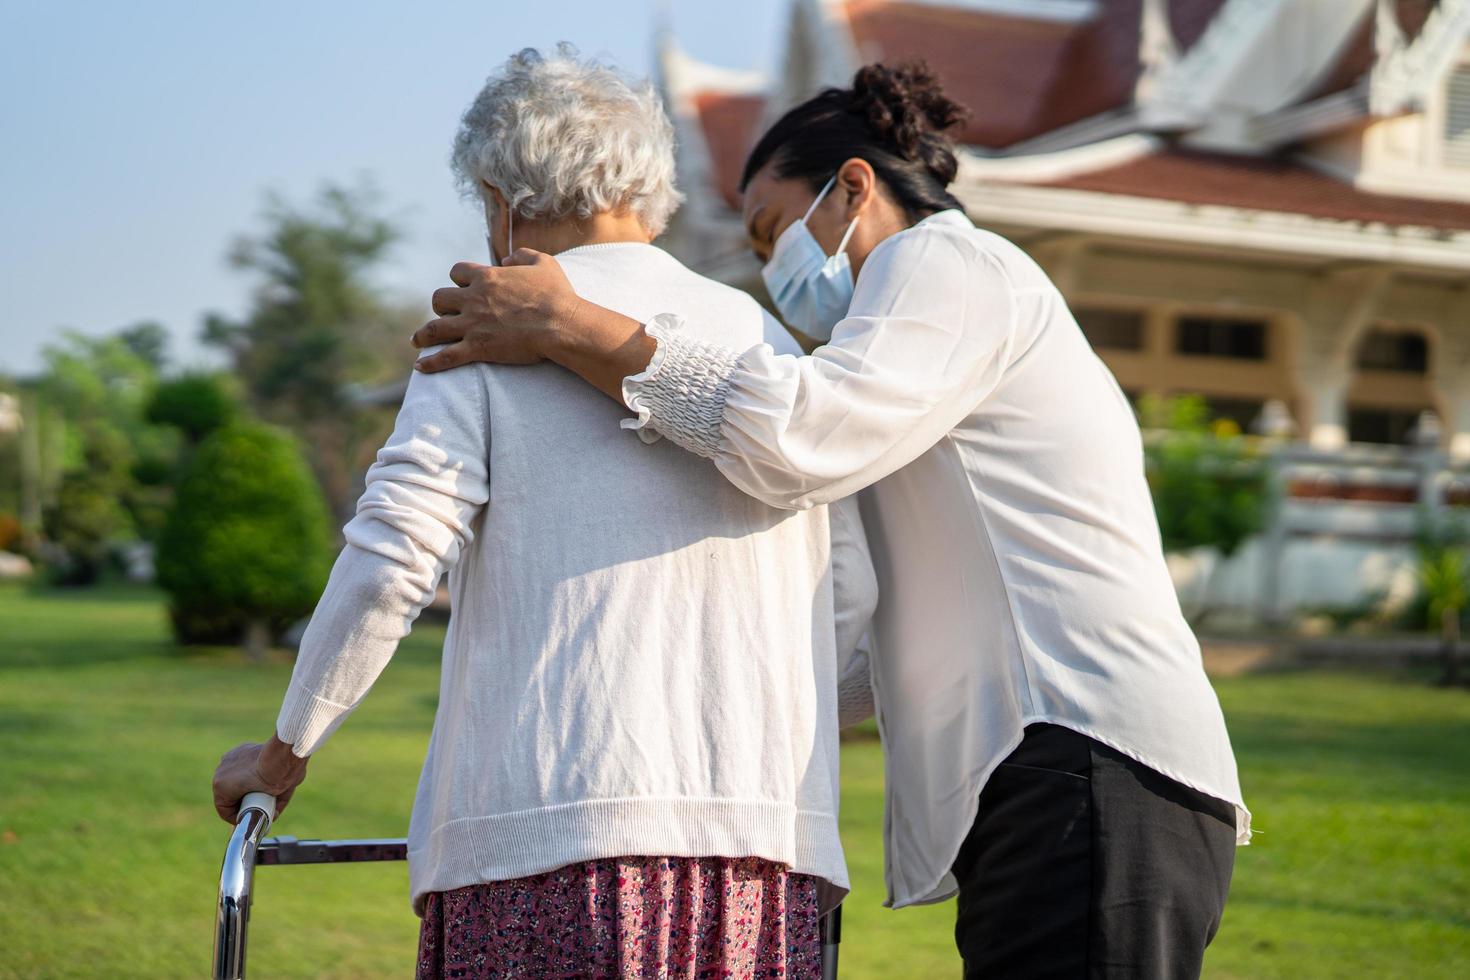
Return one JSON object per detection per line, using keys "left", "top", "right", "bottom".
{"left": 40, "top": 423, "right": 139, "bottom": 585}
{"left": 146, "top": 373, "right": 238, "bottom": 443}
{"left": 1140, "top": 395, "right": 1270, "bottom": 558}
{"left": 1412, "top": 510, "right": 1469, "bottom": 685}
{"left": 155, "top": 423, "right": 332, "bottom": 652}
{"left": 41, "top": 473, "right": 134, "bottom": 585}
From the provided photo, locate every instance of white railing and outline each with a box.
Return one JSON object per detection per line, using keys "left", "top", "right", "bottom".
{"left": 1212, "top": 441, "right": 1470, "bottom": 622}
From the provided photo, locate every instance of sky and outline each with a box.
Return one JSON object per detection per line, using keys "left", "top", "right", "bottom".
{"left": 0, "top": 0, "right": 786, "bottom": 377}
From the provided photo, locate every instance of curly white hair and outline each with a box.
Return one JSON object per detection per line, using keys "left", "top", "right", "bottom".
{"left": 451, "top": 45, "right": 683, "bottom": 236}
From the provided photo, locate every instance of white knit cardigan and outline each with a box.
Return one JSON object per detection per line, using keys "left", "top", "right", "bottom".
{"left": 275, "top": 243, "right": 878, "bottom": 913}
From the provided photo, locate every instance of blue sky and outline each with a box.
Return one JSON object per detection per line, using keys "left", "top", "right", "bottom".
{"left": 0, "top": 0, "right": 785, "bottom": 376}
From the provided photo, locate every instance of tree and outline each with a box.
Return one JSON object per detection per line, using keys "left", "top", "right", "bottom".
{"left": 146, "top": 373, "right": 239, "bottom": 444}
{"left": 39, "top": 417, "right": 137, "bottom": 584}
{"left": 33, "top": 331, "right": 175, "bottom": 574}
{"left": 155, "top": 423, "right": 332, "bottom": 657}
{"left": 117, "top": 321, "right": 170, "bottom": 371}
{"left": 37, "top": 330, "right": 158, "bottom": 451}
{"left": 202, "top": 181, "right": 417, "bottom": 518}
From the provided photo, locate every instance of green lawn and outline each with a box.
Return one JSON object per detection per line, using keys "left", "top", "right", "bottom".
{"left": 1, "top": 582, "right": 1468, "bottom": 978}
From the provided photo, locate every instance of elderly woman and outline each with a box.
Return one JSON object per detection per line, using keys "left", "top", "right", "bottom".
{"left": 211, "top": 47, "right": 877, "bottom": 979}
{"left": 412, "top": 61, "right": 1249, "bottom": 978}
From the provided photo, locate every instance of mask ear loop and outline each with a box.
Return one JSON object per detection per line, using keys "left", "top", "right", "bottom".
{"left": 806, "top": 174, "right": 860, "bottom": 261}
{"left": 833, "top": 212, "right": 860, "bottom": 258}
{"left": 802, "top": 175, "right": 839, "bottom": 223}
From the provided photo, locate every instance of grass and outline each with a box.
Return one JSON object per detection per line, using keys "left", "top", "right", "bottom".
{"left": 1, "top": 582, "right": 1468, "bottom": 978}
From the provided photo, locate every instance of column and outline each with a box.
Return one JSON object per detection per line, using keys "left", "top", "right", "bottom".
{"left": 1434, "top": 292, "right": 1470, "bottom": 463}
{"left": 1299, "top": 364, "right": 1353, "bottom": 450}
{"left": 1290, "top": 268, "right": 1392, "bottom": 450}
{"left": 1029, "top": 235, "right": 1089, "bottom": 299}
{"left": 1447, "top": 395, "right": 1470, "bottom": 463}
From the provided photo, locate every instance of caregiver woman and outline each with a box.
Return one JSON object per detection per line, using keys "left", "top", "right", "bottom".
{"left": 415, "top": 62, "right": 1251, "bottom": 979}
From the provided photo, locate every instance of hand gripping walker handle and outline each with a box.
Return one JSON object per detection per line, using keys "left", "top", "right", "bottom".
{"left": 238, "top": 791, "right": 277, "bottom": 826}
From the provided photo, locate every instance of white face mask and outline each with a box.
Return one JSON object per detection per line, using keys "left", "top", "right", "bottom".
{"left": 483, "top": 193, "right": 514, "bottom": 266}
{"left": 759, "top": 174, "right": 860, "bottom": 341}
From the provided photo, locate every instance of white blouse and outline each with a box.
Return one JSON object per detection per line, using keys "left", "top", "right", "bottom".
{"left": 622, "top": 210, "right": 1250, "bottom": 909}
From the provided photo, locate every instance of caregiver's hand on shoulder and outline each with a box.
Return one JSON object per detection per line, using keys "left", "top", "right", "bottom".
{"left": 412, "top": 248, "right": 657, "bottom": 403}
{"left": 212, "top": 735, "right": 308, "bottom": 824}
{"left": 412, "top": 249, "right": 581, "bottom": 373}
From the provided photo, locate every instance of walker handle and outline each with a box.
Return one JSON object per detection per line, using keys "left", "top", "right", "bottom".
{"left": 213, "top": 792, "right": 278, "bottom": 979}
{"left": 238, "top": 792, "right": 277, "bottom": 826}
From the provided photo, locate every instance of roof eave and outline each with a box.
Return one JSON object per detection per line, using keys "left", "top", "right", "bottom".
{"left": 1248, "top": 80, "right": 1373, "bottom": 145}
{"left": 998, "top": 106, "right": 1154, "bottom": 157}
{"left": 956, "top": 134, "right": 1161, "bottom": 183}
{"left": 957, "top": 181, "right": 1470, "bottom": 272}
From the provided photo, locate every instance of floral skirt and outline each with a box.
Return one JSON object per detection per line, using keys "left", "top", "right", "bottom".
{"left": 415, "top": 855, "right": 821, "bottom": 979}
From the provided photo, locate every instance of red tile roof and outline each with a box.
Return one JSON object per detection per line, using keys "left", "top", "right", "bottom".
{"left": 843, "top": 0, "right": 1134, "bottom": 148}
{"left": 841, "top": 0, "right": 1230, "bottom": 150}
{"left": 693, "top": 91, "right": 767, "bottom": 209}
{"left": 684, "top": 1, "right": 1455, "bottom": 228}
{"left": 1029, "top": 149, "right": 1470, "bottom": 231}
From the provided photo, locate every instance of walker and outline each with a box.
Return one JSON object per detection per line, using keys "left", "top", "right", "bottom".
{"left": 213, "top": 792, "right": 842, "bottom": 978}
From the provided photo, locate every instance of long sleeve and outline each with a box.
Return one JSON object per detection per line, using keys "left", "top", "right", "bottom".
{"left": 837, "top": 649, "right": 875, "bottom": 729}
{"left": 621, "top": 223, "right": 1017, "bottom": 510}
{"left": 275, "top": 354, "right": 491, "bottom": 757}
{"left": 829, "top": 495, "right": 878, "bottom": 728}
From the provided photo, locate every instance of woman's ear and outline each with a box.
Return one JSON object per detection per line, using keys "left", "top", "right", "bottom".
{"left": 480, "top": 183, "right": 514, "bottom": 263}
{"left": 837, "top": 158, "right": 876, "bottom": 220}
{"left": 482, "top": 181, "right": 510, "bottom": 213}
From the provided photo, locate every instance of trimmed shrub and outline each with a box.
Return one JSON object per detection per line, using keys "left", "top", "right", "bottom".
{"left": 146, "top": 373, "right": 238, "bottom": 443}
{"left": 156, "top": 422, "right": 332, "bottom": 652}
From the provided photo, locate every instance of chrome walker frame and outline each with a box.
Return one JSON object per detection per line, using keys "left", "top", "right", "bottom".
{"left": 214, "top": 793, "right": 841, "bottom": 978}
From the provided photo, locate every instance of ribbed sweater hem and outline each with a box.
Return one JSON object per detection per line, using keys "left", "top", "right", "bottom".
{"left": 406, "top": 798, "right": 848, "bottom": 916}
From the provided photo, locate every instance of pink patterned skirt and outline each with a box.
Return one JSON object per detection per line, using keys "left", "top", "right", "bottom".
{"left": 415, "top": 855, "right": 821, "bottom": 979}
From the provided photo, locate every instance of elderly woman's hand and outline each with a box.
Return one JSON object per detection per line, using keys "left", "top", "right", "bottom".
{"left": 212, "top": 735, "right": 309, "bottom": 824}
{"left": 413, "top": 249, "right": 582, "bottom": 372}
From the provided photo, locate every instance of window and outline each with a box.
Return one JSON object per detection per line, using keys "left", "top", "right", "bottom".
{"left": 1075, "top": 308, "right": 1145, "bottom": 351}
{"left": 1348, "top": 407, "right": 1427, "bottom": 445}
{"left": 1201, "top": 397, "right": 1265, "bottom": 432}
{"left": 1175, "top": 316, "right": 1268, "bottom": 360}
{"left": 1445, "top": 64, "right": 1470, "bottom": 170}
{"left": 1356, "top": 328, "right": 1429, "bottom": 374}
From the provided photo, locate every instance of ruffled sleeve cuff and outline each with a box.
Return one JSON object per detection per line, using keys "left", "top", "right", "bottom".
{"left": 619, "top": 313, "right": 741, "bottom": 459}
{"left": 836, "top": 649, "right": 877, "bottom": 729}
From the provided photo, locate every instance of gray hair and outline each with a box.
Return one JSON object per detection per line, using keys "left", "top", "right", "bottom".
{"left": 451, "top": 45, "right": 683, "bottom": 236}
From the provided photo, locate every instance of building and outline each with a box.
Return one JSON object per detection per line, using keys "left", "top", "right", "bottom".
{"left": 660, "top": 0, "right": 1470, "bottom": 459}
{"left": 659, "top": 0, "right": 1470, "bottom": 618}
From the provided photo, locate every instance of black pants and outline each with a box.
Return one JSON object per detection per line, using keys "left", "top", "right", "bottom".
{"left": 951, "top": 724, "right": 1236, "bottom": 978}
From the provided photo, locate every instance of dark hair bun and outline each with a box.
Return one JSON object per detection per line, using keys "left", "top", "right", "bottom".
{"left": 850, "top": 61, "right": 967, "bottom": 187}
{"left": 739, "top": 58, "right": 970, "bottom": 218}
